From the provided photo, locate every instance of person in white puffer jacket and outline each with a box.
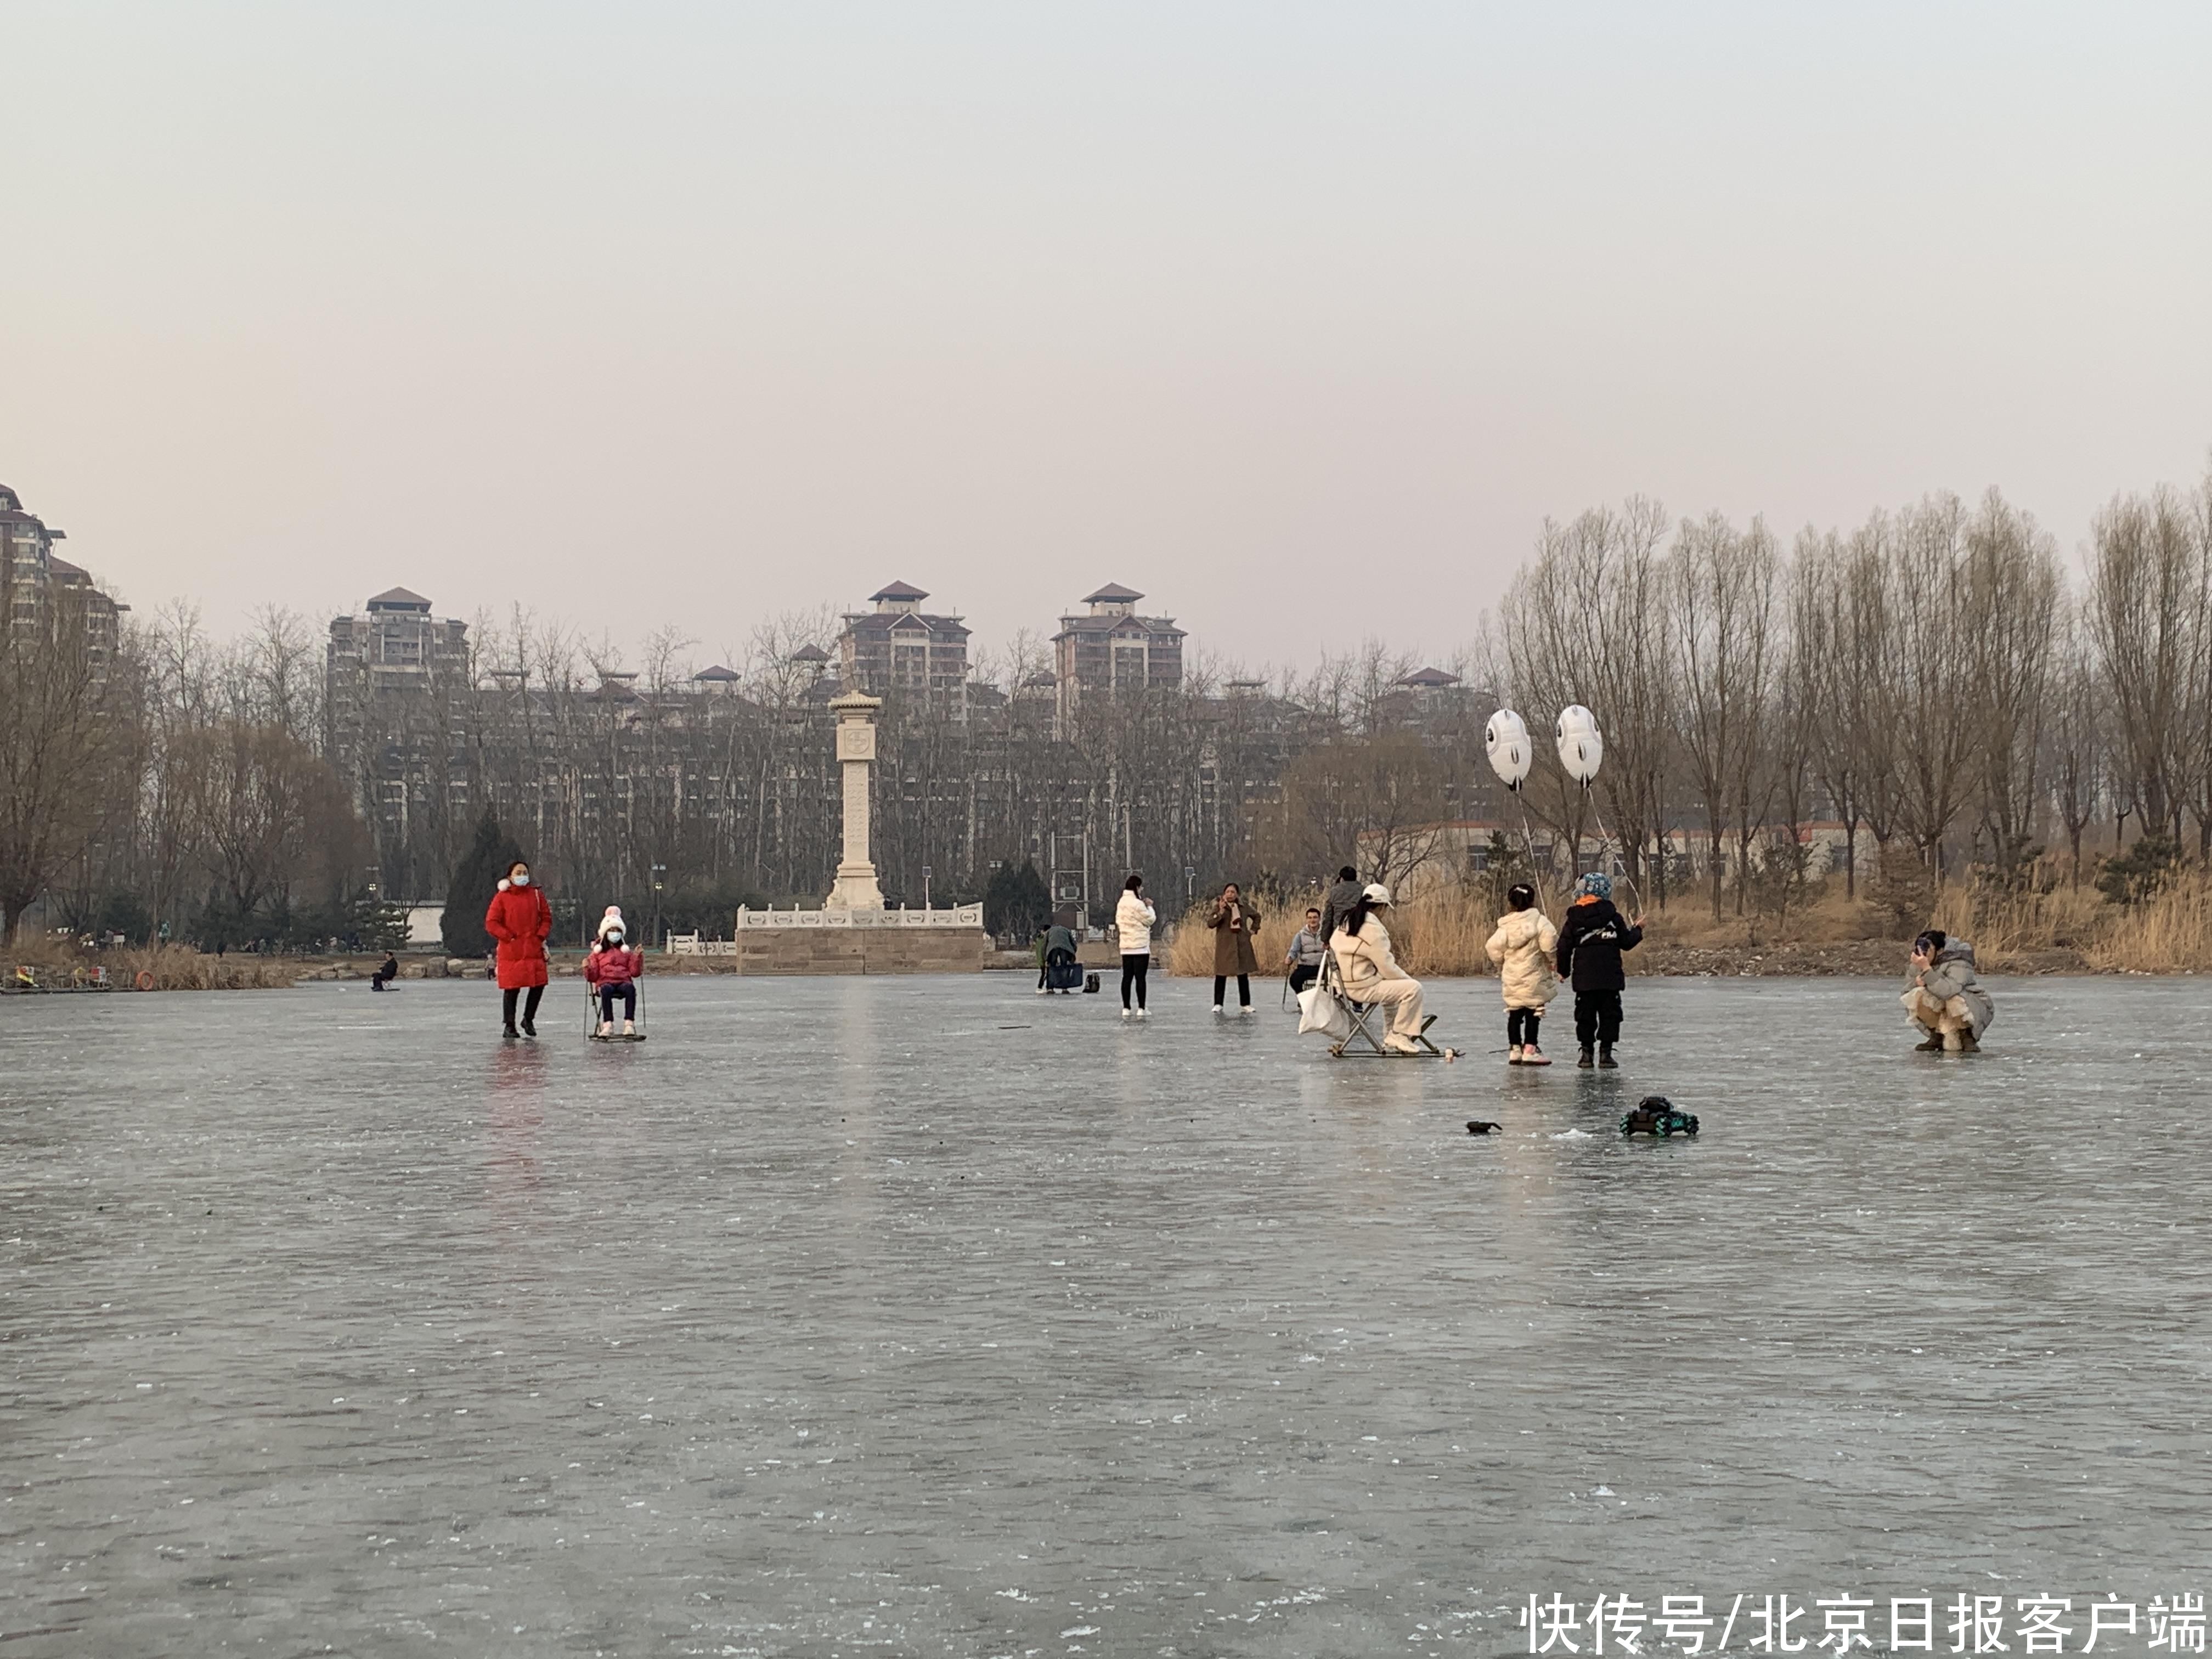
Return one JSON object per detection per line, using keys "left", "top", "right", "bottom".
{"left": 1114, "top": 873, "right": 1158, "bottom": 1019}
{"left": 1485, "top": 882, "right": 1559, "bottom": 1065}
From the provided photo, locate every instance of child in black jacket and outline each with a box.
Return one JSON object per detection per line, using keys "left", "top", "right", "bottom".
{"left": 1554, "top": 872, "right": 1644, "bottom": 1068}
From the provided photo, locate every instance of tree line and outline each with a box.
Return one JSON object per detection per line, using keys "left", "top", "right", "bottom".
{"left": 2, "top": 468, "right": 2205, "bottom": 947}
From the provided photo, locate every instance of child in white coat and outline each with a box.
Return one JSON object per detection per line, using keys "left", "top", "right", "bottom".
{"left": 1485, "top": 883, "right": 1559, "bottom": 1065}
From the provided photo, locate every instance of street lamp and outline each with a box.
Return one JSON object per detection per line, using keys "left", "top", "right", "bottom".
{"left": 921, "top": 865, "right": 932, "bottom": 910}
{"left": 651, "top": 863, "right": 666, "bottom": 950}
{"left": 1183, "top": 866, "right": 1195, "bottom": 902}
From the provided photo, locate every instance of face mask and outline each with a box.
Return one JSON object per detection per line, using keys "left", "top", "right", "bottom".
{"left": 511, "top": 873, "right": 530, "bottom": 887}
{"left": 606, "top": 933, "right": 623, "bottom": 946}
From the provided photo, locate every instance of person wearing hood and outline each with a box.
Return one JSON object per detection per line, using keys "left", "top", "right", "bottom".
{"left": 484, "top": 859, "right": 553, "bottom": 1039}
{"left": 1553, "top": 871, "right": 1643, "bottom": 1069}
{"left": 1903, "top": 929, "right": 1994, "bottom": 1053}
{"left": 584, "top": 908, "right": 644, "bottom": 1037}
{"left": 1331, "top": 883, "right": 1426, "bottom": 1053}
{"left": 1485, "top": 882, "right": 1558, "bottom": 1065}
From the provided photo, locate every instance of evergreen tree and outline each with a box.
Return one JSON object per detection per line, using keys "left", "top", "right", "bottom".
{"left": 983, "top": 857, "right": 1052, "bottom": 943}
{"left": 442, "top": 812, "right": 525, "bottom": 956}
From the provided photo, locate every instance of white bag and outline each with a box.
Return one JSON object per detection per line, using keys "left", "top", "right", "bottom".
{"left": 1297, "top": 985, "right": 1353, "bottom": 1040}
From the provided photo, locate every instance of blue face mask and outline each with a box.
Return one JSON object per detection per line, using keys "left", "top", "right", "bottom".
{"left": 606, "top": 933, "right": 623, "bottom": 946}
{"left": 511, "top": 872, "right": 530, "bottom": 887}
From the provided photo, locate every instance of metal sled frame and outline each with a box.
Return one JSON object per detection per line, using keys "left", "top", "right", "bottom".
{"left": 585, "top": 973, "right": 648, "bottom": 1042}
{"left": 1319, "top": 955, "right": 1447, "bottom": 1059}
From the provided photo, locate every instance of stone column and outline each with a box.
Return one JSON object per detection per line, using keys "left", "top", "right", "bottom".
{"left": 824, "top": 689, "right": 886, "bottom": 911}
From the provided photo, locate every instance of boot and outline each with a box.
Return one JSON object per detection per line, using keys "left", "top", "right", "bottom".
{"left": 1955, "top": 1028, "right": 1979, "bottom": 1054}
{"left": 1598, "top": 1044, "right": 1618, "bottom": 1069}
{"left": 521, "top": 1017, "right": 537, "bottom": 1037}
{"left": 1522, "top": 1045, "right": 1552, "bottom": 1067}
{"left": 503, "top": 1023, "right": 519, "bottom": 1041}
{"left": 1913, "top": 1029, "right": 1945, "bottom": 1052}
{"left": 598, "top": 1019, "right": 614, "bottom": 1038}
{"left": 622, "top": 1019, "right": 636, "bottom": 1037}
{"left": 1577, "top": 1046, "right": 1595, "bottom": 1069}
{"left": 1506, "top": 1044, "right": 1524, "bottom": 1065}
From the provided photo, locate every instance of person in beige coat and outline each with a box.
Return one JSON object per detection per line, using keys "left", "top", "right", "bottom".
{"left": 1485, "top": 882, "right": 1559, "bottom": 1065}
{"left": 1331, "top": 883, "right": 1426, "bottom": 1053}
{"left": 1208, "top": 882, "right": 1261, "bottom": 1015}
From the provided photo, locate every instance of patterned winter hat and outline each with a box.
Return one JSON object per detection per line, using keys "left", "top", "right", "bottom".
{"left": 1576, "top": 872, "right": 1613, "bottom": 900}
{"left": 598, "top": 906, "right": 626, "bottom": 938}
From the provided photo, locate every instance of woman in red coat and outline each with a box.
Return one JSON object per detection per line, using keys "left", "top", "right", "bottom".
{"left": 484, "top": 859, "right": 553, "bottom": 1037}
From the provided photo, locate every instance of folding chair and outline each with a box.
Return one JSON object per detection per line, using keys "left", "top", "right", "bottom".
{"left": 1319, "top": 951, "right": 1449, "bottom": 1059}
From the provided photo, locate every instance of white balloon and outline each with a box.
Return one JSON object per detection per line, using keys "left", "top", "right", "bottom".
{"left": 1485, "top": 709, "right": 1533, "bottom": 789}
{"left": 1556, "top": 704, "right": 1604, "bottom": 785}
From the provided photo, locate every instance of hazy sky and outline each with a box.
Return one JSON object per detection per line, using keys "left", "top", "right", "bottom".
{"left": 5, "top": 2, "right": 2209, "bottom": 675}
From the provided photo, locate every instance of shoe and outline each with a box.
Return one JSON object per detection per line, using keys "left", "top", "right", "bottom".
{"left": 1121, "top": 1007, "right": 1132, "bottom": 1020}
{"left": 622, "top": 1019, "right": 635, "bottom": 1036}
{"left": 1577, "top": 1047, "right": 1594, "bottom": 1069}
{"left": 1212, "top": 1005, "right": 1224, "bottom": 1016}
{"left": 1598, "top": 1045, "right": 1618, "bottom": 1069}
{"left": 1522, "top": 1046, "right": 1552, "bottom": 1066}
{"left": 1507, "top": 1045, "right": 1524, "bottom": 1065}
{"left": 1036, "top": 987, "right": 1048, "bottom": 995}
{"left": 1914, "top": 1031, "right": 1945, "bottom": 1052}
{"left": 1956, "top": 1029, "right": 1979, "bottom": 1053}
{"left": 598, "top": 1020, "right": 614, "bottom": 1037}
{"left": 521, "top": 1018, "right": 537, "bottom": 1037}
{"left": 503, "top": 1024, "right": 520, "bottom": 1041}
{"left": 1384, "top": 1037, "right": 1422, "bottom": 1054}
{"left": 1135, "top": 1007, "right": 1148, "bottom": 1019}
{"left": 1239, "top": 1006, "right": 1255, "bottom": 1017}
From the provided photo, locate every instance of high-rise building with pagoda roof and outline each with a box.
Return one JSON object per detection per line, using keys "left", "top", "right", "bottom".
{"left": 835, "top": 581, "right": 971, "bottom": 714}
{"left": 1050, "top": 583, "right": 1184, "bottom": 726}
{"left": 325, "top": 587, "right": 472, "bottom": 890}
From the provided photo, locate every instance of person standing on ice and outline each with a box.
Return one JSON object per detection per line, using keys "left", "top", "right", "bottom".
{"left": 1486, "top": 882, "right": 1558, "bottom": 1065}
{"left": 1330, "top": 883, "right": 1426, "bottom": 1052}
{"left": 484, "top": 859, "right": 552, "bottom": 1039}
{"left": 585, "top": 909, "right": 644, "bottom": 1037}
{"left": 1208, "top": 881, "right": 1260, "bottom": 1015}
{"left": 1903, "top": 929, "right": 1993, "bottom": 1053}
{"left": 1318, "top": 866, "right": 1364, "bottom": 947}
{"left": 1554, "top": 871, "right": 1643, "bottom": 1069}
{"left": 1114, "top": 873, "right": 1156, "bottom": 1019}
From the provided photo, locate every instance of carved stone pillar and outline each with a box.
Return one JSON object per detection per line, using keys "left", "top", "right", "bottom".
{"left": 824, "top": 690, "right": 885, "bottom": 911}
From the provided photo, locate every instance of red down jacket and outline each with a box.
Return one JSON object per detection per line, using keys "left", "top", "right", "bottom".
{"left": 484, "top": 882, "right": 553, "bottom": 990}
{"left": 583, "top": 943, "right": 642, "bottom": 987}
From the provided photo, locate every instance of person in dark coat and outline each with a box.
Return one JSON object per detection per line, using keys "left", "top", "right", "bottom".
{"left": 370, "top": 952, "right": 399, "bottom": 991}
{"left": 484, "top": 859, "right": 553, "bottom": 1038}
{"left": 1553, "top": 871, "right": 1643, "bottom": 1069}
{"left": 1318, "top": 867, "right": 1364, "bottom": 951}
{"left": 1208, "top": 882, "right": 1260, "bottom": 1015}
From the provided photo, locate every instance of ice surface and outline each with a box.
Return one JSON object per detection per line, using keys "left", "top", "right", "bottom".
{"left": 2, "top": 973, "right": 2208, "bottom": 1655}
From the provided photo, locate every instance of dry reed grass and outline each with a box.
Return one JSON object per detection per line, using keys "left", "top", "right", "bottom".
{"left": 4, "top": 936, "right": 300, "bottom": 991}
{"left": 1165, "top": 866, "right": 2212, "bottom": 977}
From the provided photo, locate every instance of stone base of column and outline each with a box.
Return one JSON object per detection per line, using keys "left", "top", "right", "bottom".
{"left": 823, "top": 862, "right": 885, "bottom": 911}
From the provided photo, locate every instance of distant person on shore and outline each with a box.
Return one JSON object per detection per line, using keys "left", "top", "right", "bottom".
{"left": 1319, "top": 866, "right": 1364, "bottom": 946}
{"left": 1554, "top": 872, "right": 1644, "bottom": 1069}
{"left": 1904, "top": 929, "right": 1993, "bottom": 1053}
{"left": 1114, "top": 873, "right": 1156, "bottom": 1019}
{"left": 1285, "top": 907, "right": 1327, "bottom": 994}
{"left": 484, "top": 859, "right": 552, "bottom": 1039}
{"left": 1209, "top": 882, "right": 1260, "bottom": 1015}
{"left": 1486, "top": 882, "right": 1558, "bottom": 1065}
{"left": 585, "top": 910, "right": 644, "bottom": 1037}
{"left": 1331, "top": 883, "right": 1426, "bottom": 1053}
{"left": 370, "top": 951, "right": 399, "bottom": 991}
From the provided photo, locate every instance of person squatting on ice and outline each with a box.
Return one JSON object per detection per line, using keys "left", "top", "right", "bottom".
{"left": 1115, "top": 873, "right": 1156, "bottom": 1019}
{"left": 1904, "top": 929, "right": 1993, "bottom": 1053}
{"left": 1486, "top": 882, "right": 1558, "bottom": 1065}
{"left": 1554, "top": 871, "right": 1643, "bottom": 1069}
{"left": 1209, "top": 882, "right": 1260, "bottom": 1015}
{"left": 1331, "top": 883, "right": 1427, "bottom": 1052}
{"left": 1035, "top": 916, "right": 1079, "bottom": 994}
{"left": 485, "top": 860, "right": 552, "bottom": 1038}
{"left": 1285, "top": 906, "right": 1327, "bottom": 994}
{"left": 585, "top": 907, "right": 644, "bottom": 1037}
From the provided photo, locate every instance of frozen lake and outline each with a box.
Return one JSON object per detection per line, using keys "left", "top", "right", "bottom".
{"left": 4, "top": 972, "right": 2208, "bottom": 1657}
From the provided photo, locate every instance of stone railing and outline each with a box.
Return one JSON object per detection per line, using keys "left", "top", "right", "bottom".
{"left": 663, "top": 935, "right": 738, "bottom": 956}
{"left": 735, "top": 904, "right": 985, "bottom": 931}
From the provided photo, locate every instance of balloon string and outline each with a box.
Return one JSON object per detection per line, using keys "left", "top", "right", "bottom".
{"left": 1511, "top": 785, "right": 1552, "bottom": 910}
{"left": 1586, "top": 792, "right": 1645, "bottom": 915}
